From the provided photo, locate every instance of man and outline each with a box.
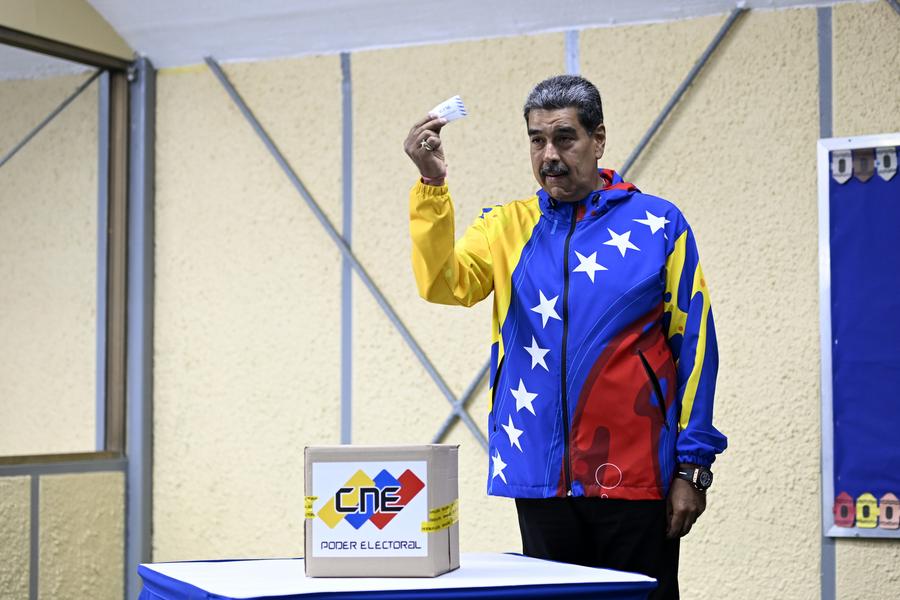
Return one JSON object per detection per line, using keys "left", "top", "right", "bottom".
{"left": 403, "top": 75, "right": 727, "bottom": 598}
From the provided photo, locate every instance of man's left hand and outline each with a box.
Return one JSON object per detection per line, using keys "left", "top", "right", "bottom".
{"left": 666, "top": 476, "right": 706, "bottom": 538}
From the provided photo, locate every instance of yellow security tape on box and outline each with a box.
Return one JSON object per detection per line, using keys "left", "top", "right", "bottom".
{"left": 428, "top": 499, "right": 459, "bottom": 520}
{"left": 304, "top": 496, "right": 318, "bottom": 519}
{"left": 421, "top": 499, "right": 459, "bottom": 532}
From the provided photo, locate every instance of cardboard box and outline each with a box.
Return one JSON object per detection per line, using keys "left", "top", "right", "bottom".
{"left": 304, "top": 444, "right": 459, "bottom": 577}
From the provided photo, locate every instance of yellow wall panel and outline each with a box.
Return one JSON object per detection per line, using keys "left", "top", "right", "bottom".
{"left": 38, "top": 472, "right": 123, "bottom": 599}
{"left": 833, "top": 1, "right": 900, "bottom": 137}
{"left": 153, "top": 55, "right": 343, "bottom": 561}
{"left": 0, "top": 74, "right": 98, "bottom": 457}
{"left": 584, "top": 9, "right": 820, "bottom": 598}
{"left": 351, "top": 33, "right": 564, "bottom": 554}
{"left": 0, "top": 477, "right": 30, "bottom": 599}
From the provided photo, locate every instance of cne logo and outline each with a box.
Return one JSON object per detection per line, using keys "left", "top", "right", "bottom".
{"left": 317, "top": 468, "right": 424, "bottom": 530}
{"left": 335, "top": 486, "right": 401, "bottom": 514}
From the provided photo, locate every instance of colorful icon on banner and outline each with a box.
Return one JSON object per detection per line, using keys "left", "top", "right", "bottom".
{"left": 856, "top": 493, "right": 878, "bottom": 528}
{"left": 852, "top": 149, "right": 875, "bottom": 183}
{"left": 880, "top": 493, "right": 900, "bottom": 530}
{"left": 316, "top": 468, "right": 424, "bottom": 530}
{"left": 831, "top": 150, "right": 852, "bottom": 184}
{"left": 833, "top": 492, "right": 900, "bottom": 529}
{"left": 834, "top": 491, "right": 855, "bottom": 527}
{"left": 875, "top": 147, "right": 897, "bottom": 181}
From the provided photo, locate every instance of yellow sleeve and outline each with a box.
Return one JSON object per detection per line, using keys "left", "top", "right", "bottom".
{"left": 409, "top": 180, "right": 493, "bottom": 307}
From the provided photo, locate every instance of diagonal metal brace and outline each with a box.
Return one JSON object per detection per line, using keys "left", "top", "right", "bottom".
{"left": 204, "top": 56, "right": 488, "bottom": 451}
{"left": 432, "top": 359, "right": 490, "bottom": 444}
{"left": 886, "top": 0, "right": 900, "bottom": 18}
{"left": 620, "top": 6, "right": 747, "bottom": 178}
{"left": 0, "top": 69, "right": 102, "bottom": 170}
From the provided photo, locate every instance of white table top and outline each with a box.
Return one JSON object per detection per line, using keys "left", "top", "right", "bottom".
{"left": 141, "top": 552, "right": 655, "bottom": 598}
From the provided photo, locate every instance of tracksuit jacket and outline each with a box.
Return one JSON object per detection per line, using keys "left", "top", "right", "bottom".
{"left": 409, "top": 169, "right": 727, "bottom": 500}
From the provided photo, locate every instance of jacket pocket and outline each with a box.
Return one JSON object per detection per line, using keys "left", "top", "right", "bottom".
{"left": 637, "top": 350, "right": 669, "bottom": 430}
{"left": 490, "top": 355, "right": 506, "bottom": 432}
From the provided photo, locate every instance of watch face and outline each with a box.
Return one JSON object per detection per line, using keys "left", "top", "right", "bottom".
{"left": 698, "top": 470, "right": 713, "bottom": 489}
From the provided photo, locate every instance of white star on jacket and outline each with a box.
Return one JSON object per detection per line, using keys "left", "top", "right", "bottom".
{"left": 530, "top": 290, "right": 561, "bottom": 328}
{"left": 502, "top": 415, "right": 524, "bottom": 451}
{"left": 603, "top": 228, "right": 640, "bottom": 257}
{"left": 524, "top": 336, "right": 550, "bottom": 371}
{"left": 633, "top": 211, "right": 670, "bottom": 235}
{"left": 492, "top": 451, "right": 508, "bottom": 484}
{"left": 511, "top": 379, "right": 538, "bottom": 415}
{"left": 572, "top": 250, "right": 608, "bottom": 283}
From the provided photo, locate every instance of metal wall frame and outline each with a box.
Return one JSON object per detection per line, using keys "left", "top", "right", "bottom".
{"left": 0, "top": 27, "right": 149, "bottom": 600}
{"left": 0, "top": 25, "right": 130, "bottom": 71}
{"left": 125, "top": 56, "right": 156, "bottom": 599}
{"left": 204, "top": 56, "right": 489, "bottom": 451}
{"left": 565, "top": 30, "right": 580, "bottom": 75}
{"left": 105, "top": 68, "right": 130, "bottom": 454}
{"left": 0, "top": 30, "right": 131, "bottom": 459}
{"left": 886, "top": 0, "right": 900, "bottom": 18}
{"left": 97, "top": 71, "right": 111, "bottom": 451}
{"left": 816, "top": 8, "right": 835, "bottom": 599}
{"left": 341, "top": 52, "right": 353, "bottom": 445}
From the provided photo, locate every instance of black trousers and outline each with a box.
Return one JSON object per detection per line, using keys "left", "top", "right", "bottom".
{"left": 516, "top": 497, "right": 680, "bottom": 600}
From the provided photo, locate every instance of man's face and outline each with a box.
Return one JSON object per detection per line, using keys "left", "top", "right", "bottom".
{"left": 527, "top": 107, "right": 606, "bottom": 203}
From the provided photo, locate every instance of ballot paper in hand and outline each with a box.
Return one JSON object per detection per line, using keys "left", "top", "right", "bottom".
{"left": 430, "top": 95, "right": 468, "bottom": 123}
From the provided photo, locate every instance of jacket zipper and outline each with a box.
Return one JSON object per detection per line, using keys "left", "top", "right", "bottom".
{"left": 560, "top": 210, "right": 577, "bottom": 495}
{"left": 637, "top": 350, "right": 669, "bottom": 429}
{"left": 490, "top": 355, "right": 505, "bottom": 432}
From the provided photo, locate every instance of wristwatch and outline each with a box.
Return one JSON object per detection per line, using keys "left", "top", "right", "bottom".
{"left": 675, "top": 466, "right": 713, "bottom": 492}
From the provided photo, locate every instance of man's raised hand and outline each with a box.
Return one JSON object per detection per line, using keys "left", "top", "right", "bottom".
{"left": 404, "top": 114, "right": 447, "bottom": 182}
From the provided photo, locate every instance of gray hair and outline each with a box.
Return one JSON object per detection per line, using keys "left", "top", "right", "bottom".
{"left": 523, "top": 75, "right": 604, "bottom": 133}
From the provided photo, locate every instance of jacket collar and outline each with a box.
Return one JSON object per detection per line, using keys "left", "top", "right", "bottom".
{"left": 538, "top": 168, "right": 638, "bottom": 218}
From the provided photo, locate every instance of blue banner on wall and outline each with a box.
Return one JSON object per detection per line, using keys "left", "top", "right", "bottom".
{"left": 828, "top": 146, "right": 900, "bottom": 533}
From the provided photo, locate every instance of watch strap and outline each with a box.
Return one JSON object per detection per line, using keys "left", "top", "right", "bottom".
{"left": 675, "top": 466, "right": 712, "bottom": 491}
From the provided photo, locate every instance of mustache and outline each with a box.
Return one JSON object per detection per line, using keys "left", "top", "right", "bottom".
{"left": 540, "top": 163, "right": 569, "bottom": 177}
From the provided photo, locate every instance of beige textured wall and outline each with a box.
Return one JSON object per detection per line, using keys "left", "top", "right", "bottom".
{"left": 0, "top": 0, "right": 131, "bottom": 59}
{"left": 584, "top": 10, "right": 822, "bottom": 598}
{"left": 833, "top": 1, "right": 900, "bottom": 137}
{"left": 0, "top": 74, "right": 98, "bottom": 457}
{"left": 38, "top": 472, "right": 123, "bottom": 599}
{"left": 832, "top": 3, "right": 900, "bottom": 598}
{"left": 0, "top": 477, "right": 30, "bottom": 599}
{"left": 149, "top": 2, "right": 900, "bottom": 596}
{"left": 352, "top": 34, "right": 564, "bottom": 554}
{"left": 836, "top": 540, "right": 900, "bottom": 599}
{"left": 153, "top": 56, "right": 343, "bottom": 560}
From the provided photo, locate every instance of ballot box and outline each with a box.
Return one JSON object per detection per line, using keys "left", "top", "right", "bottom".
{"left": 304, "top": 444, "right": 459, "bottom": 577}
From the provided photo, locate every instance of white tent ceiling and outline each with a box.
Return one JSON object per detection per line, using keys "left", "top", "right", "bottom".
{"left": 1, "top": 0, "right": 862, "bottom": 78}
